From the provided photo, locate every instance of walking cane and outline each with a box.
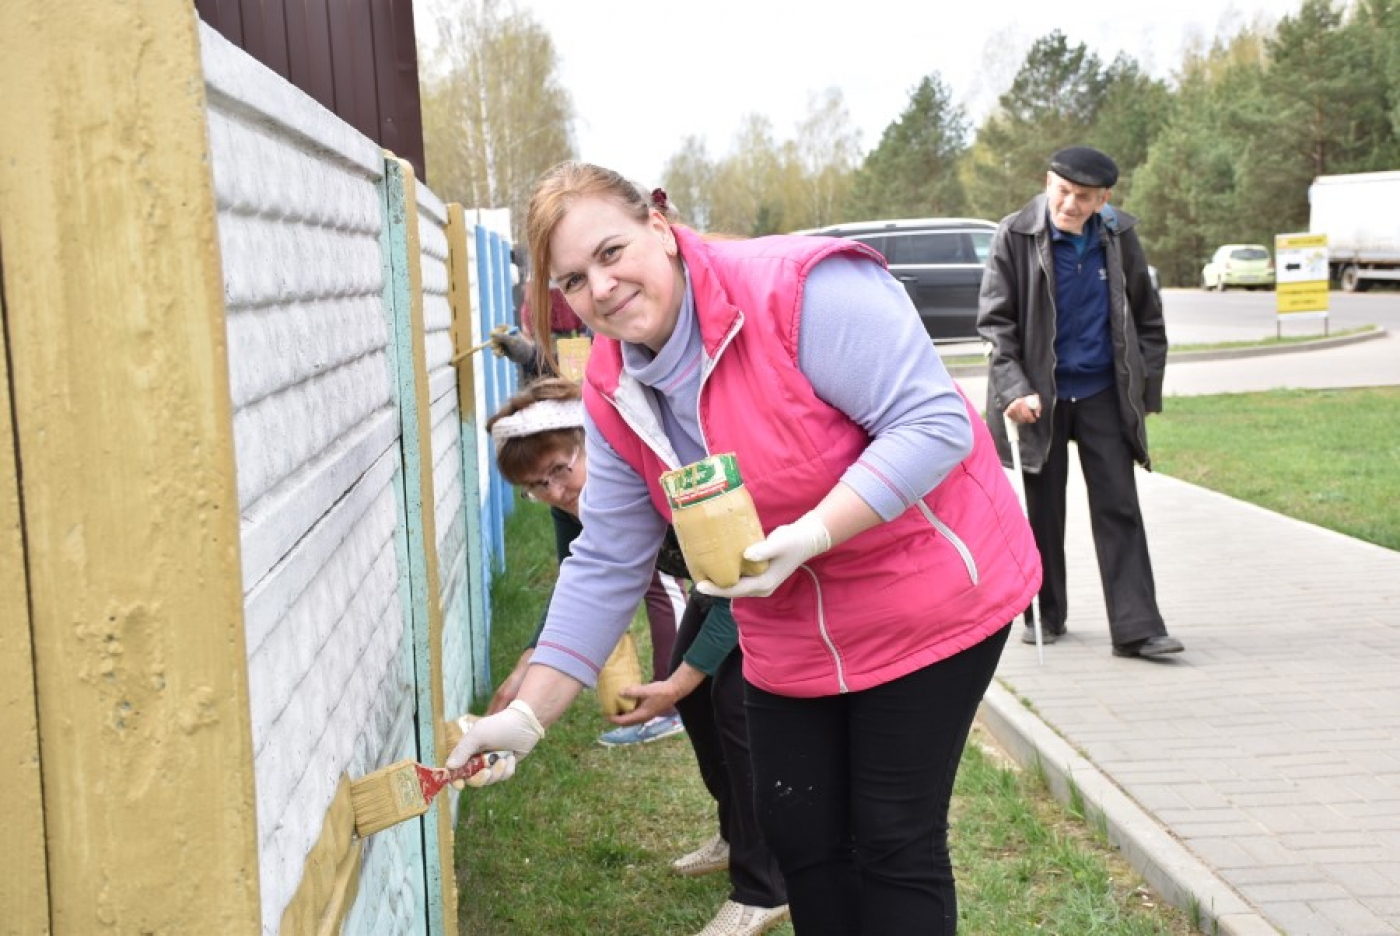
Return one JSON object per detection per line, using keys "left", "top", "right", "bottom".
{"left": 1003, "top": 396, "right": 1044, "bottom": 666}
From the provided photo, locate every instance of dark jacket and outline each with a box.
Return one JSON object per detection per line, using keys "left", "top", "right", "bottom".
{"left": 976, "top": 194, "right": 1167, "bottom": 472}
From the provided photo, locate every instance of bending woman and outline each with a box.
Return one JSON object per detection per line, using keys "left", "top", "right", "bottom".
{"left": 485, "top": 377, "right": 788, "bottom": 935}
{"left": 449, "top": 163, "right": 1040, "bottom": 935}
{"left": 483, "top": 376, "right": 687, "bottom": 746}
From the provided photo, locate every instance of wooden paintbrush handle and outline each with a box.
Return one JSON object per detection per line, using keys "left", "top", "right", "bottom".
{"left": 420, "top": 752, "right": 502, "bottom": 799}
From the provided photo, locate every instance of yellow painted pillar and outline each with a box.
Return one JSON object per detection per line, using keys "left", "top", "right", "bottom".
{"left": 0, "top": 279, "right": 49, "bottom": 934}
{"left": 0, "top": 1, "right": 260, "bottom": 932}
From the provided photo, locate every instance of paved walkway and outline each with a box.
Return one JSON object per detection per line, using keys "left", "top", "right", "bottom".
{"left": 958, "top": 330, "right": 1400, "bottom": 935}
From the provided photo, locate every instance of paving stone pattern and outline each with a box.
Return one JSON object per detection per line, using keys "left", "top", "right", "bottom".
{"left": 994, "top": 454, "right": 1400, "bottom": 935}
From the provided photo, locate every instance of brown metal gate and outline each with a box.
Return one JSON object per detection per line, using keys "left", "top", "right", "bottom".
{"left": 195, "top": 0, "right": 427, "bottom": 182}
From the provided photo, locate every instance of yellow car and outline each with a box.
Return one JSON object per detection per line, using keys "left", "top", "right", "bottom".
{"left": 1201, "top": 244, "right": 1275, "bottom": 291}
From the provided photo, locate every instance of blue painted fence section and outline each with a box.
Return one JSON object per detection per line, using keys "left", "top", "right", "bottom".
{"left": 456, "top": 396, "right": 493, "bottom": 704}
{"left": 473, "top": 225, "right": 517, "bottom": 573}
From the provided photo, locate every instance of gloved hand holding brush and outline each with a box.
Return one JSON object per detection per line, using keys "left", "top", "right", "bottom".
{"left": 446, "top": 699, "right": 545, "bottom": 787}
{"left": 488, "top": 325, "right": 534, "bottom": 365}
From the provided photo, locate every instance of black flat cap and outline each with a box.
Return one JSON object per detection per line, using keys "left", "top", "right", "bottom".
{"left": 1049, "top": 146, "right": 1118, "bottom": 188}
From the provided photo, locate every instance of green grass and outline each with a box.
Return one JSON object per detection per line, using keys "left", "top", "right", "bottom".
{"left": 1152, "top": 387, "right": 1400, "bottom": 550}
{"left": 455, "top": 500, "right": 1196, "bottom": 935}
{"left": 952, "top": 739, "right": 1192, "bottom": 935}
{"left": 941, "top": 353, "right": 991, "bottom": 369}
{"left": 1167, "top": 323, "right": 1375, "bottom": 354}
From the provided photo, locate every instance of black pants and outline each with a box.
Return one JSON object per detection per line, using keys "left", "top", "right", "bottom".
{"left": 745, "top": 625, "right": 1010, "bottom": 935}
{"left": 671, "top": 595, "right": 786, "bottom": 908}
{"left": 1024, "top": 388, "right": 1166, "bottom": 646}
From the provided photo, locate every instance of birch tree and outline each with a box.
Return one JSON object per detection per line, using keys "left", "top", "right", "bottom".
{"left": 419, "top": 0, "right": 575, "bottom": 242}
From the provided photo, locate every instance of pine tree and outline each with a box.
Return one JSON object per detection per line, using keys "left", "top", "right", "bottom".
{"left": 847, "top": 74, "right": 970, "bottom": 220}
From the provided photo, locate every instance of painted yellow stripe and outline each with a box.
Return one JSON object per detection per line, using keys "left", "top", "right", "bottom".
{"left": 0, "top": 1, "right": 259, "bottom": 929}
{"left": 0, "top": 258, "right": 49, "bottom": 936}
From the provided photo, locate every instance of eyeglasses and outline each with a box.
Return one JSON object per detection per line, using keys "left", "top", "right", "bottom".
{"left": 519, "top": 450, "right": 579, "bottom": 502}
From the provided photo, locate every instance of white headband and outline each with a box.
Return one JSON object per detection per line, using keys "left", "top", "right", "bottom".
{"left": 490, "top": 399, "right": 585, "bottom": 446}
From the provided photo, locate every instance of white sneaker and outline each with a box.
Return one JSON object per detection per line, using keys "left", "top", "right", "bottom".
{"left": 672, "top": 832, "right": 730, "bottom": 877}
{"left": 694, "top": 900, "right": 790, "bottom": 936}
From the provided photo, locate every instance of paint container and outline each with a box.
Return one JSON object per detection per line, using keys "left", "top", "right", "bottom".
{"left": 660, "top": 453, "right": 769, "bottom": 589}
{"left": 595, "top": 632, "right": 642, "bottom": 716}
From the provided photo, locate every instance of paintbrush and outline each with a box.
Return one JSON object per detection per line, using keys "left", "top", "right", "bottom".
{"left": 350, "top": 752, "right": 503, "bottom": 837}
{"left": 449, "top": 325, "right": 520, "bottom": 364}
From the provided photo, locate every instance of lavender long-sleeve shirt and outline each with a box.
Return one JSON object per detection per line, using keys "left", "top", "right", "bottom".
{"left": 530, "top": 255, "right": 973, "bottom": 686}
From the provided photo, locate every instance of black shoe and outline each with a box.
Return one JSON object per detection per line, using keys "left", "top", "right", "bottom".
{"left": 1021, "top": 624, "right": 1065, "bottom": 645}
{"left": 1113, "top": 635, "right": 1184, "bottom": 658}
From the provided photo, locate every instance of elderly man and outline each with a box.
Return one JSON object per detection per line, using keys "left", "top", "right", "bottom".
{"left": 977, "top": 146, "right": 1184, "bottom": 659}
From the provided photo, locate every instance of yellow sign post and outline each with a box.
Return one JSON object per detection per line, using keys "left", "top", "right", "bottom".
{"left": 1274, "top": 232, "right": 1330, "bottom": 336}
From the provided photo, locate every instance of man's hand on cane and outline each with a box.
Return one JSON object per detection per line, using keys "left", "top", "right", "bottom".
{"left": 1004, "top": 393, "right": 1042, "bottom": 424}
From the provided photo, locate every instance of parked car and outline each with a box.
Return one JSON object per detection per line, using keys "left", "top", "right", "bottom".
{"left": 1201, "top": 244, "right": 1275, "bottom": 291}
{"left": 792, "top": 217, "right": 998, "bottom": 342}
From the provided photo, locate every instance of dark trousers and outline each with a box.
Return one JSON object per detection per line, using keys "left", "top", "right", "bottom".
{"left": 671, "top": 596, "right": 786, "bottom": 908}
{"left": 1023, "top": 388, "right": 1166, "bottom": 645}
{"left": 745, "top": 625, "right": 1010, "bottom": 935}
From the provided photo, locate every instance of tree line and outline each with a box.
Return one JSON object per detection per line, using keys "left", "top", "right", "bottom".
{"left": 420, "top": 0, "right": 1400, "bottom": 286}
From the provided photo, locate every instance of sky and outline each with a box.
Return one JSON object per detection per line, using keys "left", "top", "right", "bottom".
{"left": 500, "top": 0, "right": 1303, "bottom": 186}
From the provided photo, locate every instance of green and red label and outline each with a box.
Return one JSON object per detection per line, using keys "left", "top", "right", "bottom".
{"left": 661, "top": 453, "right": 744, "bottom": 508}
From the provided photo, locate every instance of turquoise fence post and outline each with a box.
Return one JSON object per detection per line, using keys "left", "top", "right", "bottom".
{"left": 381, "top": 156, "right": 448, "bottom": 936}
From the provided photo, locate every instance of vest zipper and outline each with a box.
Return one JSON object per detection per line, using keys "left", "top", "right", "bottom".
{"left": 700, "top": 311, "right": 849, "bottom": 692}
{"left": 915, "top": 501, "right": 979, "bottom": 585}
{"left": 694, "top": 311, "right": 745, "bottom": 453}
{"left": 798, "top": 565, "right": 848, "bottom": 693}
{"left": 604, "top": 377, "right": 682, "bottom": 470}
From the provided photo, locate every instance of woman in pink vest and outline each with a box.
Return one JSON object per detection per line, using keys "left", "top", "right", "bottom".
{"left": 449, "top": 162, "right": 1041, "bottom": 936}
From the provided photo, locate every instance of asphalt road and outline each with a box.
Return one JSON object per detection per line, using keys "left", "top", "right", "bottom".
{"left": 942, "top": 288, "right": 1400, "bottom": 401}
{"left": 1161, "top": 286, "right": 1400, "bottom": 345}
{"left": 939, "top": 288, "right": 1400, "bottom": 354}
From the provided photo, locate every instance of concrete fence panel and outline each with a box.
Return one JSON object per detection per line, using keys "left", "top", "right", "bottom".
{"left": 0, "top": 5, "right": 508, "bottom": 931}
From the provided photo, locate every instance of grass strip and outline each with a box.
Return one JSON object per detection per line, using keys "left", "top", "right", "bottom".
{"left": 1153, "top": 386, "right": 1400, "bottom": 551}
{"left": 455, "top": 500, "right": 1196, "bottom": 934}
{"left": 1167, "top": 323, "right": 1374, "bottom": 354}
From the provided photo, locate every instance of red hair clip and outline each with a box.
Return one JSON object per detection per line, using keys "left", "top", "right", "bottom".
{"left": 650, "top": 188, "right": 669, "bottom": 211}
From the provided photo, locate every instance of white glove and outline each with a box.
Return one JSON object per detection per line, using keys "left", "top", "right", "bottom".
{"left": 445, "top": 700, "right": 545, "bottom": 787}
{"left": 696, "top": 511, "right": 832, "bottom": 599}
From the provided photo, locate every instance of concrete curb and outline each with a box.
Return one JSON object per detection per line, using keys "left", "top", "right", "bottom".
{"left": 941, "top": 326, "right": 1387, "bottom": 378}
{"left": 1164, "top": 324, "right": 1387, "bottom": 363}
{"left": 977, "top": 681, "right": 1282, "bottom": 936}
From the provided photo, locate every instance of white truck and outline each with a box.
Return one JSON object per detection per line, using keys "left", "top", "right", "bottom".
{"left": 1308, "top": 170, "right": 1400, "bottom": 291}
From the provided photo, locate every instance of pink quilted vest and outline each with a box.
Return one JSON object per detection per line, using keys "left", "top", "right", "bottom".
{"left": 585, "top": 227, "right": 1040, "bottom": 697}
